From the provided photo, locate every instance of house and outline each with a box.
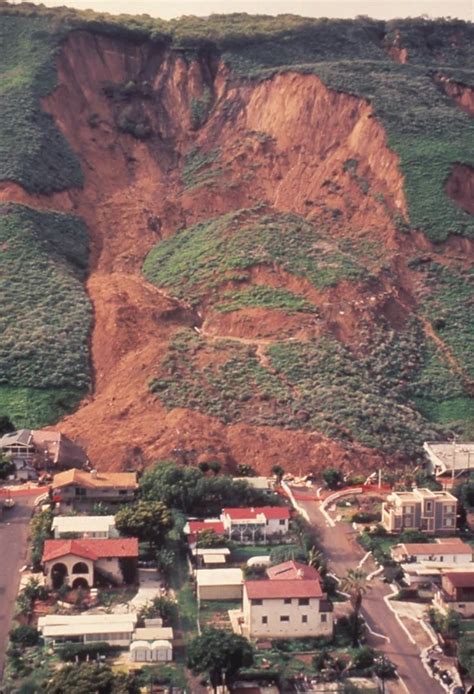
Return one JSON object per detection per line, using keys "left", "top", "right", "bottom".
{"left": 381, "top": 488, "right": 457, "bottom": 534}
{"left": 434, "top": 571, "right": 474, "bottom": 617}
{"left": 391, "top": 539, "right": 473, "bottom": 587}
{"left": 196, "top": 568, "right": 243, "bottom": 601}
{"left": 184, "top": 520, "right": 226, "bottom": 547}
{"left": 130, "top": 623, "right": 174, "bottom": 662}
{"left": 38, "top": 613, "right": 137, "bottom": 647}
{"left": 391, "top": 538, "right": 473, "bottom": 564}
{"left": 220, "top": 506, "right": 291, "bottom": 543}
{"left": 42, "top": 537, "right": 139, "bottom": 589}
{"left": 424, "top": 441, "right": 474, "bottom": 478}
{"left": 52, "top": 515, "right": 118, "bottom": 539}
{"left": 240, "top": 560, "right": 333, "bottom": 639}
{"left": 51, "top": 469, "right": 138, "bottom": 509}
{"left": 0, "top": 428, "right": 88, "bottom": 470}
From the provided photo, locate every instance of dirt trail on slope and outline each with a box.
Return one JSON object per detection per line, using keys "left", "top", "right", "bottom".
{"left": 421, "top": 318, "right": 474, "bottom": 393}
{"left": 3, "top": 31, "right": 435, "bottom": 472}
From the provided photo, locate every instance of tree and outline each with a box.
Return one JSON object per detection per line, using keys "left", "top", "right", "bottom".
{"left": 196, "top": 529, "right": 230, "bottom": 548}
{"left": 322, "top": 467, "right": 344, "bottom": 490}
{"left": 307, "top": 546, "right": 327, "bottom": 574}
{"left": 9, "top": 625, "right": 39, "bottom": 647}
{"left": 187, "top": 627, "right": 253, "bottom": 691}
{"left": 340, "top": 569, "right": 369, "bottom": 647}
{"left": 458, "top": 633, "right": 474, "bottom": 680}
{"left": 270, "top": 544, "right": 307, "bottom": 565}
{"left": 454, "top": 475, "right": 474, "bottom": 511}
{"left": 198, "top": 461, "right": 210, "bottom": 473}
{"left": 155, "top": 548, "right": 175, "bottom": 584}
{"left": 0, "top": 455, "right": 14, "bottom": 480}
{"left": 0, "top": 415, "right": 14, "bottom": 436}
{"left": 115, "top": 500, "right": 173, "bottom": 547}
{"left": 208, "top": 460, "right": 221, "bottom": 476}
{"left": 271, "top": 465, "right": 285, "bottom": 484}
{"left": 139, "top": 596, "right": 178, "bottom": 626}
{"left": 236, "top": 463, "right": 255, "bottom": 477}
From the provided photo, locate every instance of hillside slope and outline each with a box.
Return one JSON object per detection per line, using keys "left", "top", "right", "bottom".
{"left": 0, "top": 5, "right": 473, "bottom": 473}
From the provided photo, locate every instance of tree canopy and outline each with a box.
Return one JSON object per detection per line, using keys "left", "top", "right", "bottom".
{"left": 115, "top": 500, "right": 173, "bottom": 546}
{"left": 139, "top": 461, "right": 282, "bottom": 515}
{"left": 187, "top": 627, "right": 254, "bottom": 690}
{"left": 45, "top": 663, "right": 139, "bottom": 694}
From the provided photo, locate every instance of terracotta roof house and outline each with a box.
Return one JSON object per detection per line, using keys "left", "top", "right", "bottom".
{"left": 220, "top": 506, "right": 291, "bottom": 542}
{"left": 434, "top": 570, "right": 474, "bottom": 617}
{"left": 240, "top": 561, "right": 333, "bottom": 639}
{"left": 42, "top": 537, "right": 139, "bottom": 590}
{"left": 52, "top": 469, "right": 138, "bottom": 509}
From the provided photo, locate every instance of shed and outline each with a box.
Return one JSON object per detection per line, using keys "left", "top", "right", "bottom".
{"left": 196, "top": 568, "right": 243, "bottom": 600}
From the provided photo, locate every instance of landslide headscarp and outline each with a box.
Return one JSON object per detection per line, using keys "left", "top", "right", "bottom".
{"left": 1, "top": 11, "right": 473, "bottom": 473}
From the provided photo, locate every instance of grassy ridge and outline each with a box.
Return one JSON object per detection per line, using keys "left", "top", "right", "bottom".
{"left": 0, "top": 204, "right": 91, "bottom": 426}
{"left": 215, "top": 286, "right": 317, "bottom": 314}
{"left": 143, "top": 209, "right": 366, "bottom": 307}
{"left": 0, "top": 14, "right": 83, "bottom": 193}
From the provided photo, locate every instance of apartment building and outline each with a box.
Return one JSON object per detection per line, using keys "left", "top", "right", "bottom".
{"left": 381, "top": 488, "right": 457, "bottom": 535}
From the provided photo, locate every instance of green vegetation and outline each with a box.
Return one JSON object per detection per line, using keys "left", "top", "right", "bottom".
{"left": 0, "top": 14, "right": 83, "bottom": 192}
{"left": 143, "top": 209, "right": 366, "bottom": 307}
{"left": 181, "top": 146, "right": 221, "bottom": 189}
{"left": 0, "top": 204, "right": 91, "bottom": 427}
{"left": 216, "top": 285, "right": 316, "bottom": 314}
{"left": 152, "top": 327, "right": 444, "bottom": 457}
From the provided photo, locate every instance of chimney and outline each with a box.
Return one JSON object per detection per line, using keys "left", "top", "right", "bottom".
{"left": 90, "top": 469, "right": 97, "bottom": 478}
{"left": 297, "top": 569, "right": 304, "bottom": 578}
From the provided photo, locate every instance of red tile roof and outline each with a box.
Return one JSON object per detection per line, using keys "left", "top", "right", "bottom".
{"left": 222, "top": 506, "right": 290, "bottom": 521}
{"left": 245, "top": 578, "right": 323, "bottom": 599}
{"left": 443, "top": 572, "right": 474, "bottom": 588}
{"left": 187, "top": 521, "right": 225, "bottom": 535}
{"left": 401, "top": 542, "right": 472, "bottom": 556}
{"left": 42, "top": 538, "right": 139, "bottom": 563}
{"left": 266, "top": 560, "right": 321, "bottom": 581}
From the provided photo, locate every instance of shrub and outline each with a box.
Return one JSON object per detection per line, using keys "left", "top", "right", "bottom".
{"left": 58, "top": 642, "right": 120, "bottom": 662}
{"left": 351, "top": 511, "right": 381, "bottom": 523}
{"left": 10, "top": 625, "right": 40, "bottom": 647}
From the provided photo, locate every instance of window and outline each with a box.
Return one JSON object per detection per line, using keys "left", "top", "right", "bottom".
{"left": 119, "top": 490, "right": 128, "bottom": 496}
{"left": 426, "top": 501, "right": 433, "bottom": 512}
{"left": 284, "top": 598, "right": 292, "bottom": 604}
{"left": 262, "top": 616, "right": 268, "bottom": 624}
{"left": 280, "top": 616, "right": 290, "bottom": 622}
{"left": 302, "top": 615, "right": 308, "bottom": 623}
{"left": 298, "top": 598, "right": 309, "bottom": 606}
{"left": 321, "top": 614, "right": 327, "bottom": 623}
{"left": 252, "top": 599, "right": 263, "bottom": 606}
{"left": 279, "top": 519, "right": 286, "bottom": 525}
{"left": 75, "top": 487, "right": 86, "bottom": 496}
{"left": 444, "top": 518, "right": 454, "bottom": 527}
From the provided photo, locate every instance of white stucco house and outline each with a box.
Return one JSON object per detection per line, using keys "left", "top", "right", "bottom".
{"left": 42, "top": 537, "right": 139, "bottom": 589}
{"left": 220, "top": 506, "right": 291, "bottom": 542}
{"left": 238, "top": 560, "right": 333, "bottom": 639}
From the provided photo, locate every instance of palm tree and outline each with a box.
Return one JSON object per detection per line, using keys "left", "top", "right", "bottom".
{"left": 340, "top": 568, "right": 369, "bottom": 647}
{"left": 307, "top": 546, "right": 327, "bottom": 575}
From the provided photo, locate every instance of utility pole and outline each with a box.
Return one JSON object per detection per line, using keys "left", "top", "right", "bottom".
{"left": 452, "top": 435, "right": 457, "bottom": 485}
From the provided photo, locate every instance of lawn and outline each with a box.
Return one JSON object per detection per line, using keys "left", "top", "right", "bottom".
{"left": 198, "top": 599, "right": 241, "bottom": 630}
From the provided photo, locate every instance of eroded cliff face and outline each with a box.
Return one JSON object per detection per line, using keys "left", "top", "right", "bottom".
{"left": 435, "top": 75, "right": 474, "bottom": 117}
{"left": 1, "top": 31, "right": 469, "bottom": 472}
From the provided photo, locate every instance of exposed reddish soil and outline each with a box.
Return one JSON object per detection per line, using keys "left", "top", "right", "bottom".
{"left": 1, "top": 31, "right": 470, "bottom": 473}
{"left": 435, "top": 75, "right": 474, "bottom": 117}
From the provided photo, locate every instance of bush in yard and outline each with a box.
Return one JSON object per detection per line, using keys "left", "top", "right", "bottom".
{"left": 351, "top": 511, "right": 381, "bottom": 523}
{"left": 58, "top": 642, "right": 120, "bottom": 662}
{"left": 9, "top": 625, "right": 40, "bottom": 647}
{"left": 352, "top": 646, "right": 375, "bottom": 670}
{"left": 322, "top": 467, "right": 344, "bottom": 490}
{"left": 139, "top": 596, "right": 178, "bottom": 626}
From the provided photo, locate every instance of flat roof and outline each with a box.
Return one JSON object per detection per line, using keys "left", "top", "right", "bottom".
{"left": 42, "top": 623, "right": 135, "bottom": 637}
{"left": 196, "top": 568, "right": 243, "bottom": 586}
{"left": 52, "top": 516, "right": 116, "bottom": 532}
{"left": 424, "top": 442, "right": 474, "bottom": 471}
{"left": 134, "top": 627, "right": 173, "bottom": 640}
{"left": 192, "top": 548, "right": 231, "bottom": 556}
{"left": 203, "top": 554, "right": 228, "bottom": 564}
{"left": 39, "top": 613, "right": 137, "bottom": 627}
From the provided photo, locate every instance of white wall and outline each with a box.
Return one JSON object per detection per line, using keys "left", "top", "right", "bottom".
{"left": 243, "top": 590, "right": 332, "bottom": 638}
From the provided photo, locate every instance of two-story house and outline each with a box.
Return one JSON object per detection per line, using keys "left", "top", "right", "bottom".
{"left": 381, "top": 488, "right": 457, "bottom": 535}
{"left": 391, "top": 538, "right": 473, "bottom": 587}
{"left": 220, "top": 506, "right": 291, "bottom": 543}
{"left": 0, "top": 428, "right": 88, "bottom": 470}
{"left": 51, "top": 469, "right": 138, "bottom": 510}
{"left": 241, "top": 560, "right": 333, "bottom": 638}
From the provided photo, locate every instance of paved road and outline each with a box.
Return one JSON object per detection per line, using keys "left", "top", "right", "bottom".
{"left": 295, "top": 490, "right": 445, "bottom": 694}
{"left": 0, "top": 494, "right": 36, "bottom": 678}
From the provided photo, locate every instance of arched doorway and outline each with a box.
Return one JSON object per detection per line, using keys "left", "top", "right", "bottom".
{"left": 51, "top": 562, "right": 68, "bottom": 589}
{"left": 72, "top": 561, "right": 89, "bottom": 575}
{"left": 72, "top": 577, "right": 89, "bottom": 590}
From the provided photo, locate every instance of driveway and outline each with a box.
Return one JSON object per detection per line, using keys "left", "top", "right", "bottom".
{"left": 294, "top": 489, "right": 446, "bottom": 694}
{"left": 0, "top": 491, "right": 36, "bottom": 678}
